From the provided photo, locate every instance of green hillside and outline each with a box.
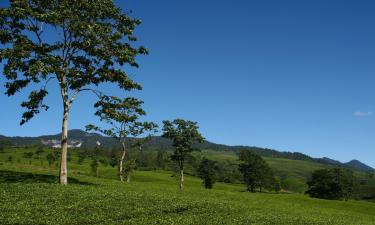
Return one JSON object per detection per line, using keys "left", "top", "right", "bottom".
{"left": 192, "top": 149, "right": 375, "bottom": 194}
{"left": 0, "top": 147, "right": 375, "bottom": 224}
{"left": 0, "top": 148, "right": 375, "bottom": 224}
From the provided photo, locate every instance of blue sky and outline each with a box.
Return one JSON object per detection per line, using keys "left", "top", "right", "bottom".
{"left": 1, "top": 0, "right": 375, "bottom": 167}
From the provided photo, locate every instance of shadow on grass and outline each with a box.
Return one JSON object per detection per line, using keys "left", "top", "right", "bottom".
{"left": 0, "top": 170, "right": 93, "bottom": 185}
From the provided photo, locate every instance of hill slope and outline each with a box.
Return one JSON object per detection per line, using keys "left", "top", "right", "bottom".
{"left": 0, "top": 151, "right": 374, "bottom": 225}
{"left": 1, "top": 129, "right": 373, "bottom": 172}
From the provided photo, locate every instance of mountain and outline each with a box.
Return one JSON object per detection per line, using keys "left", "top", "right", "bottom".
{"left": 315, "top": 157, "right": 343, "bottom": 166}
{"left": 344, "top": 160, "right": 375, "bottom": 172}
{"left": 1, "top": 129, "right": 374, "bottom": 172}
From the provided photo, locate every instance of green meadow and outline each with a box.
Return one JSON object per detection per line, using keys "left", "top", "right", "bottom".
{"left": 0, "top": 147, "right": 374, "bottom": 225}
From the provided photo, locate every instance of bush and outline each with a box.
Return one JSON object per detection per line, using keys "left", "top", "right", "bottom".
{"left": 306, "top": 168, "right": 355, "bottom": 200}
{"left": 23, "top": 152, "right": 34, "bottom": 159}
{"left": 197, "top": 158, "right": 217, "bottom": 189}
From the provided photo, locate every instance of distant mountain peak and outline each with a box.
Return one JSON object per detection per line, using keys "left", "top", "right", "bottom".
{"left": 344, "top": 160, "right": 374, "bottom": 172}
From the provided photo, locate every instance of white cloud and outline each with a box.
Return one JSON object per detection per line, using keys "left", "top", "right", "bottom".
{"left": 354, "top": 111, "right": 373, "bottom": 117}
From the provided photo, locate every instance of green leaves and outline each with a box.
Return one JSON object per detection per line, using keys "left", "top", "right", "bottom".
{"left": 87, "top": 95, "right": 157, "bottom": 141}
{"left": 162, "top": 119, "right": 204, "bottom": 152}
{"left": 20, "top": 89, "right": 49, "bottom": 125}
{"left": 162, "top": 119, "right": 205, "bottom": 162}
{"left": 1, "top": 0, "right": 147, "bottom": 124}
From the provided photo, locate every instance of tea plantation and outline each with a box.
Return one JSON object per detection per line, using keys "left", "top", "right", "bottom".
{"left": 0, "top": 148, "right": 374, "bottom": 225}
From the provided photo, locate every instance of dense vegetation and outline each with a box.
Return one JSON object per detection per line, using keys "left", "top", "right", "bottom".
{"left": 306, "top": 168, "right": 355, "bottom": 200}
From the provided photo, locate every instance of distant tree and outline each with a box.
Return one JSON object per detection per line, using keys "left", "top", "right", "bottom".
{"left": 86, "top": 96, "right": 157, "bottom": 182}
{"left": 7, "top": 156, "right": 13, "bottom": 162}
{"left": 156, "top": 150, "right": 166, "bottom": 169}
{"left": 0, "top": 0, "right": 147, "bottom": 185}
{"left": 23, "top": 152, "right": 34, "bottom": 159}
{"left": 35, "top": 146, "right": 44, "bottom": 157}
{"left": 197, "top": 158, "right": 217, "bottom": 189}
{"left": 306, "top": 168, "right": 355, "bottom": 201}
{"left": 273, "top": 177, "right": 282, "bottom": 193}
{"left": 46, "top": 153, "right": 57, "bottom": 167}
{"left": 123, "top": 158, "right": 136, "bottom": 182}
{"left": 77, "top": 149, "right": 87, "bottom": 165}
{"left": 0, "top": 139, "right": 12, "bottom": 152}
{"left": 90, "top": 146, "right": 102, "bottom": 177}
{"left": 259, "top": 165, "right": 276, "bottom": 192}
{"left": 90, "top": 158, "right": 99, "bottom": 177}
{"left": 108, "top": 147, "right": 120, "bottom": 168}
{"left": 238, "top": 150, "right": 274, "bottom": 192}
{"left": 162, "top": 119, "right": 204, "bottom": 190}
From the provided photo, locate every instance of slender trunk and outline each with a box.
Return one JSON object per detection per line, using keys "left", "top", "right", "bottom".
{"left": 119, "top": 141, "right": 126, "bottom": 182}
{"left": 179, "top": 160, "right": 184, "bottom": 190}
{"left": 59, "top": 104, "right": 69, "bottom": 185}
{"left": 126, "top": 173, "right": 131, "bottom": 182}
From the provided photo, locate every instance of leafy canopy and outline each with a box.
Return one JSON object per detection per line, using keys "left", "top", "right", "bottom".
{"left": 197, "top": 158, "right": 217, "bottom": 189}
{"left": 162, "top": 119, "right": 204, "bottom": 162}
{"left": 306, "top": 168, "right": 355, "bottom": 200}
{"left": 238, "top": 150, "right": 274, "bottom": 192}
{"left": 86, "top": 95, "right": 157, "bottom": 140}
{"left": 0, "top": 0, "right": 147, "bottom": 124}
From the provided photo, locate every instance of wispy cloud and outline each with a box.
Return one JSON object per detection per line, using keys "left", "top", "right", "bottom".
{"left": 354, "top": 111, "right": 373, "bottom": 117}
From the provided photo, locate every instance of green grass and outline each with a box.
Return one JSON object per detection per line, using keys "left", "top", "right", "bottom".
{"left": 0, "top": 147, "right": 374, "bottom": 224}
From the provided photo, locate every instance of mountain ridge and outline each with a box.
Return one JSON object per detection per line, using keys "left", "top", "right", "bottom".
{"left": 1, "top": 129, "right": 373, "bottom": 172}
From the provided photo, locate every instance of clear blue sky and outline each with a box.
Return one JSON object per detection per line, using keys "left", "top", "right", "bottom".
{"left": 1, "top": 0, "right": 375, "bottom": 167}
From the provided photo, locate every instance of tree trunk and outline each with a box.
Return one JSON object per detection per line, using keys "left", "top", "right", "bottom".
{"left": 119, "top": 141, "right": 126, "bottom": 182}
{"left": 179, "top": 160, "right": 184, "bottom": 190}
{"left": 59, "top": 105, "right": 69, "bottom": 185}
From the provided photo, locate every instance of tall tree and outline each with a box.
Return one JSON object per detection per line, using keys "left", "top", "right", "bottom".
{"left": 86, "top": 96, "right": 157, "bottom": 182}
{"left": 0, "top": 0, "right": 147, "bottom": 185}
{"left": 162, "top": 119, "right": 204, "bottom": 190}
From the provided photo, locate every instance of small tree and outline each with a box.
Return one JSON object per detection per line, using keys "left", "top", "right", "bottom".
{"left": 46, "top": 153, "right": 56, "bottom": 167}
{"left": 35, "top": 146, "right": 44, "bottom": 157}
{"left": 90, "top": 146, "right": 102, "bottom": 177}
{"left": 1, "top": 0, "right": 147, "bottom": 185}
{"left": 306, "top": 168, "right": 355, "bottom": 201}
{"left": 156, "top": 150, "right": 166, "bottom": 169}
{"left": 238, "top": 150, "right": 274, "bottom": 192}
{"left": 123, "top": 158, "right": 136, "bottom": 182}
{"left": 162, "top": 119, "right": 204, "bottom": 190}
{"left": 197, "top": 158, "right": 217, "bottom": 189}
{"left": 86, "top": 96, "right": 157, "bottom": 182}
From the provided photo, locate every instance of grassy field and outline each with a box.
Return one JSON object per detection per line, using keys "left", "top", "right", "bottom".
{"left": 0, "top": 147, "right": 375, "bottom": 224}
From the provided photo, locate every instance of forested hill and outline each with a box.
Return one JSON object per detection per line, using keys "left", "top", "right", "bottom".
{"left": 1, "top": 129, "right": 373, "bottom": 172}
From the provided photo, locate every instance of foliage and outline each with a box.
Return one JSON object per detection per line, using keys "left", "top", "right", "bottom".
{"left": 0, "top": 0, "right": 146, "bottom": 124}
{"left": 0, "top": 0, "right": 147, "bottom": 185}
{"left": 238, "top": 150, "right": 275, "bottom": 192}
{"left": 306, "top": 168, "right": 355, "bottom": 200}
{"left": 0, "top": 139, "right": 12, "bottom": 151}
{"left": 156, "top": 150, "right": 166, "bottom": 169}
{"left": 46, "top": 153, "right": 57, "bottom": 167}
{"left": 162, "top": 119, "right": 204, "bottom": 189}
{"left": 86, "top": 96, "right": 157, "bottom": 182}
{"left": 197, "top": 158, "right": 217, "bottom": 189}
{"left": 23, "top": 151, "right": 34, "bottom": 159}
{"left": 89, "top": 147, "right": 102, "bottom": 177}
{"left": 35, "top": 146, "right": 44, "bottom": 157}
